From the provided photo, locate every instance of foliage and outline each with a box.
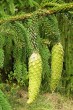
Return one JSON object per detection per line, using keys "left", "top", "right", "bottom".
{"left": 58, "top": 13, "right": 73, "bottom": 95}
{"left": 0, "top": 0, "right": 72, "bottom": 105}
{"left": 0, "top": 90, "right": 12, "bottom": 110}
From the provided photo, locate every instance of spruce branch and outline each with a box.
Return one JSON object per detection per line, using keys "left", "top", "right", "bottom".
{"left": 0, "top": 2, "right": 73, "bottom": 24}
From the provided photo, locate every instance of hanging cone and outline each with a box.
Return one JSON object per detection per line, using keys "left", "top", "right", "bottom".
{"left": 27, "top": 51, "right": 42, "bottom": 104}
{"left": 50, "top": 42, "right": 64, "bottom": 92}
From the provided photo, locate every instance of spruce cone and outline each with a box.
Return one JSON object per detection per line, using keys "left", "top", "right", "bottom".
{"left": 27, "top": 51, "right": 42, "bottom": 104}
{"left": 50, "top": 42, "right": 64, "bottom": 92}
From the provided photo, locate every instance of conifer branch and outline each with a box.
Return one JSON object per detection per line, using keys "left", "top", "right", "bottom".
{"left": 0, "top": 3, "right": 73, "bottom": 24}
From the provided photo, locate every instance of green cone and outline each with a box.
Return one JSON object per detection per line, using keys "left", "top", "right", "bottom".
{"left": 27, "top": 51, "right": 42, "bottom": 104}
{"left": 50, "top": 42, "right": 64, "bottom": 92}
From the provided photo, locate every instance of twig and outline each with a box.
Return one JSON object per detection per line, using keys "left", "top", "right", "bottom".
{"left": 0, "top": 3, "right": 73, "bottom": 24}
